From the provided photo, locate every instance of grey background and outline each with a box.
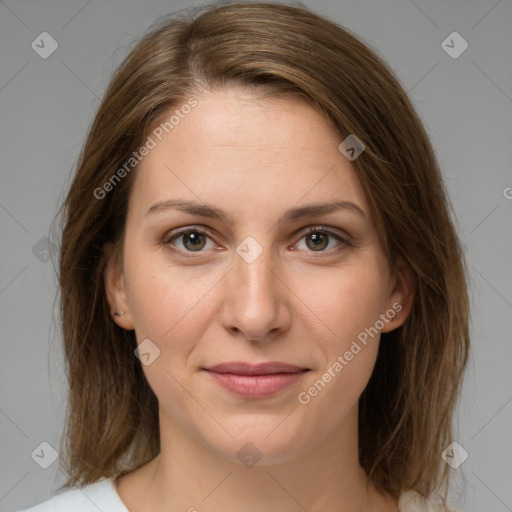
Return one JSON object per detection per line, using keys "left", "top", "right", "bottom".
{"left": 0, "top": 0, "right": 511, "bottom": 511}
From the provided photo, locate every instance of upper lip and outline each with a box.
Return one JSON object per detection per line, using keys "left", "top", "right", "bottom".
{"left": 203, "top": 362, "right": 309, "bottom": 375}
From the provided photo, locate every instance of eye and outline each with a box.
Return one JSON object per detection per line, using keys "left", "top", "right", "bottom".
{"left": 163, "top": 225, "right": 349, "bottom": 256}
{"left": 164, "top": 228, "right": 216, "bottom": 253}
{"left": 294, "top": 226, "right": 347, "bottom": 252}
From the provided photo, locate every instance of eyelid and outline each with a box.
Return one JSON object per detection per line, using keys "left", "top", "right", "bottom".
{"left": 298, "top": 225, "right": 351, "bottom": 242}
{"left": 163, "top": 225, "right": 215, "bottom": 243}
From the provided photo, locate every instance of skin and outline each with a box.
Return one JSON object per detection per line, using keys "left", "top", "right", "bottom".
{"left": 104, "top": 86, "right": 414, "bottom": 512}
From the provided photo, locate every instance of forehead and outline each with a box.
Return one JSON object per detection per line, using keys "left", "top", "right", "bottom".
{"left": 128, "top": 87, "right": 368, "bottom": 222}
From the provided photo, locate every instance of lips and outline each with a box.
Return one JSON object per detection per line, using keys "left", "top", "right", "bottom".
{"left": 202, "top": 361, "right": 310, "bottom": 398}
{"left": 204, "top": 361, "right": 309, "bottom": 375}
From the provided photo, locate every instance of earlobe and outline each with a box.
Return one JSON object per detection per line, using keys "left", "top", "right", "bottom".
{"left": 381, "top": 256, "right": 415, "bottom": 333}
{"left": 103, "top": 242, "right": 135, "bottom": 330}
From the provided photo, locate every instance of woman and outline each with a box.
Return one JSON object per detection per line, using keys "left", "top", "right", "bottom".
{"left": 21, "top": 2, "right": 470, "bottom": 511}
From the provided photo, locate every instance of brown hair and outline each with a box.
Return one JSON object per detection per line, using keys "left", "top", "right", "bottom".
{"left": 56, "top": 1, "right": 470, "bottom": 503}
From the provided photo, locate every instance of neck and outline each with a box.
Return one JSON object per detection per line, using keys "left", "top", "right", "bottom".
{"left": 116, "top": 402, "right": 391, "bottom": 512}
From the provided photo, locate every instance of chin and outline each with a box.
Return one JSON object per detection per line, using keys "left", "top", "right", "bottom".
{"left": 201, "top": 417, "right": 313, "bottom": 467}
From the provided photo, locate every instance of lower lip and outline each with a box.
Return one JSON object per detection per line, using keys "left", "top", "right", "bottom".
{"left": 205, "top": 371, "right": 307, "bottom": 398}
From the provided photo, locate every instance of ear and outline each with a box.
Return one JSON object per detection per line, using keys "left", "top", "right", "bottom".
{"left": 103, "top": 242, "right": 135, "bottom": 330}
{"left": 381, "top": 255, "right": 415, "bottom": 333}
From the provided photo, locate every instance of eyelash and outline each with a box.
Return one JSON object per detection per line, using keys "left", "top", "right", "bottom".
{"left": 163, "top": 225, "right": 350, "bottom": 257}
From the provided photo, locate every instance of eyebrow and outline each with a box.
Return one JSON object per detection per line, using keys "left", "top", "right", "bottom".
{"left": 145, "top": 199, "right": 365, "bottom": 224}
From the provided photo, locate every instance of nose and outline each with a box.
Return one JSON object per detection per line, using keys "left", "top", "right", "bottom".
{"left": 219, "top": 247, "right": 292, "bottom": 342}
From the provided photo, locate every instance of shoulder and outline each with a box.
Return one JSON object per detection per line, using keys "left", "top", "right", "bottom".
{"left": 18, "top": 478, "right": 129, "bottom": 512}
{"left": 398, "top": 489, "right": 461, "bottom": 512}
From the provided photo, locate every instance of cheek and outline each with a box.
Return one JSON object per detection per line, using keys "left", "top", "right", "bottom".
{"left": 121, "top": 246, "right": 231, "bottom": 442}
{"left": 292, "top": 261, "right": 387, "bottom": 401}
{"left": 122, "top": 250, "right": 218, "bottom": 421}
{"left": 294, "top": 275, "right": 384, "bottom": 431}
{"left": 122, "top": 246, "right": 218, "bottom": 360}
{"left": 292, "top": 261, "right": 389, "bottom": 346}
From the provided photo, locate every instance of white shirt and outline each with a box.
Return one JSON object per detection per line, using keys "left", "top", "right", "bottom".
{"left": 18, "top": 478, "right": 457, "bottom": 511}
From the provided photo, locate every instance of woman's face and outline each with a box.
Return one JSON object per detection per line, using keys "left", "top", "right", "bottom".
{"left": 105, "top": 86, "right": 412, "bottom": 465}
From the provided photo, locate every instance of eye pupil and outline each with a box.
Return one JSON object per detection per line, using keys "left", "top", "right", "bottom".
{"left": 184, "top": 232, "right": 206, "bottom": 251}
{"left": 307, "top": 232, "right": 329, "bottom": 251}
